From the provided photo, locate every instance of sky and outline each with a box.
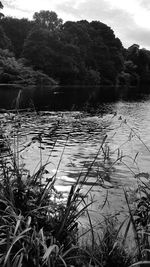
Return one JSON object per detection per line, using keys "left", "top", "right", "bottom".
{"left": 2, "top": 0, "right": 150, "bottom": 50}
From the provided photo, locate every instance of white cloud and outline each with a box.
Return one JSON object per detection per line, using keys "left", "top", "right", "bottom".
{"left": 104, "top": 0, "right": 140, "bottom": 13}
{"left": 3, "top": 6, "right": 31, "bottom": 18}
{"left": 4, "top": 0, "right": 83, "bottom": 13}
{"left": 140, "top": 0, "right": 150, "bottom": 9}
{"left": 104, "top": 0, "right": 150, "bottom": 29}
{"left": 3, "top": 0, "right": 84, "bottom": 19}
{"left": 134, "top": 9, "right": 150, "bottom": 29}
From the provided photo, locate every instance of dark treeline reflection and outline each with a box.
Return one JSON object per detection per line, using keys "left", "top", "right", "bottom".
{"left": 0, "top": 84, "right": 147, "bottom": 111}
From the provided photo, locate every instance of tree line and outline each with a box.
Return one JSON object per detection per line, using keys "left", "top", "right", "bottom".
{"left": 0, "top": 1, "right": 150, "bottom": 100}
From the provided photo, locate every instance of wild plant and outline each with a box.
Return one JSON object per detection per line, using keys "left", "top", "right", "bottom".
{"left": 123, "top": 175, "right": 150, "bottom": 267}
{"left": 1, "top": 107, "right": 145, "bottom": 267}
{"left": 113, "top": 115, "right": 150, "bottom": 266}
{"left": 0, "top": 109, "right": 106, "bottom": 266}
{"left": 79, "top": 215, "right": 132, "bottom": 267}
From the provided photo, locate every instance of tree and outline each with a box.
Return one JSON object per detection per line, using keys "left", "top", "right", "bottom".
{"left": 62, "top": 20, "right": 124, "bottom": 85}
{"left": 0, "top": 1, "right": 3, "bottom": 8}
{"left": 87, "top": 21, "right": 123, "bottom": 84}
{"left": 126, "top": 45, "right": 150, "bottom": 86}
{"left": 0, "top": 1, "right": 4, "bottom": 19}
{"left": 0, "top": 48, "right": 57, "bottom": 88}
{"left": 0, "top": 25, "right": 11, "bottom": 49}
{"left": 0, "top": 48, "right": 57, "bottom": 109}
{"left": 33, "top": 10, "right": 63, "bottom": 32}
{"left": 22, "top": 27, "right": 61, "bottom": 78}
{"left": 1, "top": 17, "right": 33, "bottom": 57}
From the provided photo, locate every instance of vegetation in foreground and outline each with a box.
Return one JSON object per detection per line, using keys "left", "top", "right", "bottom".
{"left": 0, "top": 159, "right": 132, "bottom": 267}
{"left": 0, "top": 110, "right": 134, "bottom": 267}
{"left": 1, "top": 110, "right": 150, "bottom": 267}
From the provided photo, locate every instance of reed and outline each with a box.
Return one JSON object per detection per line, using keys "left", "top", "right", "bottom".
{"left": 114, "top": 116, "right": 150, "bottom": 267}
{"left": 0, "top": 108, "right": 141, "bottom": 267}
{"left": 0, "top": 108, "right": 102, "bottom": 266}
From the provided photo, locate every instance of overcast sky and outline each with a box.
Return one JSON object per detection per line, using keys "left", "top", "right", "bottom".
{"left": 2, "top": 0, "right": 150, "bottom": 50}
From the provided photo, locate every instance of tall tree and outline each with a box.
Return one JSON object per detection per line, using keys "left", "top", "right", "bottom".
{"left": 22, "top": 27, "right": 61, "bottom": 78}
{"left": 33, "top": 10, "right": 63, "bottom": 32}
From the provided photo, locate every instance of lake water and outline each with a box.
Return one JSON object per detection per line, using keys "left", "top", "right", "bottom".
{"left": 1, "top": 96, "right": 150, "bottom": 226}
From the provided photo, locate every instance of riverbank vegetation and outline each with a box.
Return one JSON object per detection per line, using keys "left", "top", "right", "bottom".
{"left": 0, "top": 110, "right": 150, "bottom": 266}
{"left": 1, "top": 1, "right": 150, "bottom": 108}
{"left": 0, "top": 112, "right": 133, "bottom": 267}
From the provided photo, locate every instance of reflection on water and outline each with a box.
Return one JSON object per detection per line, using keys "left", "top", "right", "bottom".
{"left": 1, "top": 97, "right": 150, "bottom": 223}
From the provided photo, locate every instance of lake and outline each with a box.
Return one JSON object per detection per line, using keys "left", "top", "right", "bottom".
{"left": 1, "top": 95, "right": 150, "bottom": 226}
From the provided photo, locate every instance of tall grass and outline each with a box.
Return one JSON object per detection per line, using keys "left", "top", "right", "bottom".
{"left": 112, "top": 115, "right": 150, "bottom": 266}
{"left": 123, "top": 175, "right": 150, "bottom": 267}
{"left": 0, "top": 108, "right": 140, "bottom": 267}
{"left": 0, "top": 143, "right": 88, "bottom": 266}
{"left": 0, "top": 108, "right": 103, "bottom": 266}
{"left": 80, "top": 215, "right": 132, "bottom": 267}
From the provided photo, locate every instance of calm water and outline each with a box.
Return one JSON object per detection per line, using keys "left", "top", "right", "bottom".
{"left": 1, "top": 97, "right": 150, "bottom": 224}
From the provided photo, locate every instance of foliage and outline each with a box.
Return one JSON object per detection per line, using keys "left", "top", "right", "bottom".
{"left": 60, "top": 20, "right": 123, "bottom": 85}
{"left": 126, "top": 45, "right": 150, "bottom": 90}
{"left": 1, "top": 6, "right": 150, "bottom": 96}
{"left": 0, "top": 110, "right": 138, "bottom": 267}
{"left": 1, "top": 17, "right": 33, "bottom": 57}
{"left": 0, "top": 1, "right": 3, "bottom": 8}
{"left": 22, "top": 18, "right": 123, "bottom": 86}
{"left": 130, "top": 173, "right": 150, "bottom": 261}
{"left": 122, "top": 172, "right": 150, "bottom": 267}
{"left": 81, "top": 216, "right": 132, "bottom": 267}
{"left": 0, "top": 114, "right": 116, "bottom": 267}
{"left": 0, "top": 25, "right": 11, "bottom": 50}
{"left": 87, "top": 21, "right": 123, "bottom": 84}
{"left": 0, "top": 0, "right": 4, "bottom": 19}
{"left": 33, "top": 10, "right": 63, "bottom": 32}
{"left": 0, "top": 48, "right": 57, "bottom": 89}
{"left": 22, "top": 27, "right": 61, "bottom": 78}
{"left": 0, "top": 129, "right": 84, "bottom": 266}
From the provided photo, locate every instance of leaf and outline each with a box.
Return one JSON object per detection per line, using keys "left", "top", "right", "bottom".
{"left": 129, "top": 261, "right": 150, "bottom": 267}
{"left": 0, "top": 238, "right": 6, "bottom": 245}
{"left": 62, "top": 246, "right": 79, "bottom": 258}
{"left": 124, "top": 188, "right": 142, "bottom": 258}
{"left": 135, "top": 172, "right": 149, "bottom": 179}
{"left": 4, "top": 228, "right": 31, "bottom": 265}
{"left": 26, "top": 216, "right": 31, "bottom": 228}
{"left": 58, "top": 255, "right": 67, "bottom": 267}
{"left": 43, "top": 244, "right": 59, "bottom": 260}
{"left": 12, "top": 253, "right": 23, "bottom": 267}
{"left": 133, "top": 152, "right": 139, "bottom": 163}
{"left": 14, "top": 216, "right": 22, "bottom": 235}
{"left": 109, "top": 241, "right": 118, "bottom": 255}
{"left": 122, "top": 218, "right": 131, "bottom": 245}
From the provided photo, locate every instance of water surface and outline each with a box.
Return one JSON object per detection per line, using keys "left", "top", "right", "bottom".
{"left": 1, "top": 97, "right": 150, "bottom": 225}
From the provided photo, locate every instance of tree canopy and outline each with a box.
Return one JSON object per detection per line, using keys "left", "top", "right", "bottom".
{"left": 21, "top": 18, "right": 123, "bottom": 85}
{"left": 33, "top": 10, "right": 63, "bottom": 32}
{"left": 0, "top": 48, "right": 56, "bottom": 88}
{"left": 1, "top": 17, "right": 33, "bottom": 57}
{"left": 0, "top": 25, "right": 11, "bottom": 50}
{"left": 0, "top": 7, "right": 150, "bottom": 103}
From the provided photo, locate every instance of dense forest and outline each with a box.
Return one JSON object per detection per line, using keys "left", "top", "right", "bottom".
{"left": 1, "top": 1, "right": 150, "bottom": 108}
